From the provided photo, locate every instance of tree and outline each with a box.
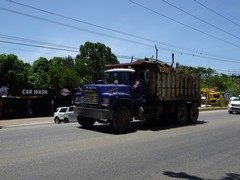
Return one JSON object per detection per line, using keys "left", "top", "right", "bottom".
{"left": 74, "top": 57, "right": 93, "bottom": 85}
{"left": 0, "top": 54, "right": 31, "bottom": 89}
{"left": 49, "top": 56, "right": 74, "bottom": 68}
{"left": 77, "top": 41, "right": 119, "bottom": 82}
{"left": 28, "top": 57, "right": 50, "bottom": 88}
{"left": 178, "top": 65, "right": 216, "bottom": 80}
{"left": 48, "top": 57, "right": 80, "bottom": 88}
{"left": 204, "top": 74, "right": 232, "bottom": 92}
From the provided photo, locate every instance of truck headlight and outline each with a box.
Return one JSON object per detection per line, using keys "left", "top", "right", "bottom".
{"left": 75, "top": 96, "right": 83, "bottom": 106}
{"left": 102, "top": 97, "right": 110, "bottom": 106}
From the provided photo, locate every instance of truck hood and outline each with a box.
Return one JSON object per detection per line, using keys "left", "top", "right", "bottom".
{"left": 83, "top": 84, "right": 131, "bottom": 94}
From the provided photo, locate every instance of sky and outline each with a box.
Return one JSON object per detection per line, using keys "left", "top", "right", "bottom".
{"left": 1, "top": 0, "right": 240, "bottom": 74}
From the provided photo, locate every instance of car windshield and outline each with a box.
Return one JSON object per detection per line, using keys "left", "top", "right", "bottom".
{"left": 59, "top": 108, "right": 67, "bottom": 112}
{"left": 233, "top": 97, "right": 240, "bottom": 101}
{"left": 105, "top": 72, "right": 132, "bottom": 85}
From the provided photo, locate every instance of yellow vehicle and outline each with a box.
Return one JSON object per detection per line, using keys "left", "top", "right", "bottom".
{"left": 210, "top": 91, "right": 228, "bottom": 106}
{"left": 201, "top": 88, "right": 229, "bottom": 106}
{"left": 201, "top": 88, "right": 210, "bottom": 106}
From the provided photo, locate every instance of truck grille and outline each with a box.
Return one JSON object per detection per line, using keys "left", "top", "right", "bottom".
{"left": 83, "top": 89, "right": 99, "bottom": 106}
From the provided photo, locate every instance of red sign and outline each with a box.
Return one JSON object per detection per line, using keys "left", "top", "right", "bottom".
{"left": 61, "top": 88, "right": 70, "bottom": 96}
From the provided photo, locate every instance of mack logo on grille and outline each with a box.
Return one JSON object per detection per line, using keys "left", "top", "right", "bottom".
{"left": 86, "top": 86, "right": 97, "bottom": 90}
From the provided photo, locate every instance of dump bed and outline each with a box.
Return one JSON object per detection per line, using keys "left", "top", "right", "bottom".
{"left": 149, "top": 72, "right": 200, "bottom": 101}
{"left": 106, "top": 59, "right": 201, "bottom": 102}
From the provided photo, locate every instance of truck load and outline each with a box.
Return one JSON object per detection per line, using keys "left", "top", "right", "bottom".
{"left": 74, "top": 57, "right": 201, "bottom": 133}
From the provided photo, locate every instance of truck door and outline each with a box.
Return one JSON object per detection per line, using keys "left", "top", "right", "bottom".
{"left": 132, "top": 71, "right": 147, "bottom": 105}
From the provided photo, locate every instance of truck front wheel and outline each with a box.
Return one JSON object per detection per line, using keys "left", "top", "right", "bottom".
{"left": 77, "top": 116, "right": 96, "bottom": 128}
{"left": 111, "top": 106, "right": 131, "bottom": 133}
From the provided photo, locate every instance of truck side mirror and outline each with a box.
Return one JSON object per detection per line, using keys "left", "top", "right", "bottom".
{"left": 144, "top": 70, "right": 149, "bottom": 82}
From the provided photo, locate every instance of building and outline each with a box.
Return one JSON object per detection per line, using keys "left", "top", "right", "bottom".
{"left": 0, "top": 86, "right": 79, "bottom": 119}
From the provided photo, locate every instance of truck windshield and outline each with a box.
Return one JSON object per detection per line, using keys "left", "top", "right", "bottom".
{"left": 105, "top": 72, "right": 132, "bottom": 85}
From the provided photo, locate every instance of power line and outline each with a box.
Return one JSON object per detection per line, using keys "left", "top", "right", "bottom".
{"left": 0, "top": 40, "right": 79, "bottom": 52}
{"left": 129, "top": 0, "right": 240, "bottom": 49}
{"left": 5, "top": 0, "right": 240, "bottom": 63}
{"left": 0, "top": 35, "right": 236, "bottom": 73}
{"left": 0, "top": 39, "right": 140, "bottom": 61}
{"left": 1, "top": 5, "right": 240, "bottom": 64}
{"left": 1, "top": 36, "right": 240, "bottom": 64}
{"left": 0, "top": 39, "right": 232, "bottom": 73}
{"left": 5, "top": 0, "right": 207, "bottom": 55}
{"left": 0, "top": 34, "right": 79, "bottom": 50}
{"left": 0, "top": 6, "right": 155, "bottom": 48}
{"left": 162, "top": 0, "right": 240, "bottom": 40}
{"left": 195, "top": 0, "right": 240, "bottom": 28}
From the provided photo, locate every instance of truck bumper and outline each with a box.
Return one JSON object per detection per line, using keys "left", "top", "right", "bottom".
{"left": 74, "top": 106, "right": 113, "bottom": 120}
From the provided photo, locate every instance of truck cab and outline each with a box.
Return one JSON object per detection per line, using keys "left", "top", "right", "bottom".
{"left": 74, "top": 66, "right": 149, "bottom": 132}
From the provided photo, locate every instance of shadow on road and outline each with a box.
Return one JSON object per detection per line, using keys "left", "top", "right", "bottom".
{"left": 77, "top": 119, "right": 207, "bottom": 135}
{"left": 163, "top": 171, "right": 240, "bottom": 180}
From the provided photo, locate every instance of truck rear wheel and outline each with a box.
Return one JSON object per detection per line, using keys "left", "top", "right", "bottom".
{"left": 188, "top": 104, "right": 199, "bottom": 123}
{"left": 112, "top": 106, "right": 131, "bottom": 133}
{"left": 77, "top": 116, "right": 96, "bottom": 128}
{"left": 176, "top": 104, "right": 188, "bottom": 124}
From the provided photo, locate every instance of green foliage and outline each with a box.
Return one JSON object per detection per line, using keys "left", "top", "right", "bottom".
{"left": 77, "top": 41, "right": 119, "bottom": 82}
{"left": 1, "top": 42, "right": 121, "bottom": 89}
{"left": 49, "top": 56, "right": 74, "bottom": 68}
{"left": 0, "top": 54, "right": 31, "bottom": 89}
{"left": 48, "top": 63, "right": 79, "bottom": 89}
{"left": 179, "top": 65, "right": 240, "bottom": 96}
{"left": 29, "top": 57, "right": 49, "bottom": 88}
{"left": 74, "top": 58, "right": 93, "bottom": 85}
{"left": 178, "top": 65, "right": 216, "bottom": 79}
{"left": 27, "top": 56, "right": 80, "bottom": 88}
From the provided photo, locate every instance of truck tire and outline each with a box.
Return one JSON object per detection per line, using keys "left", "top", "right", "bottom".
{"left": 176, "top": 103, "right": 188, "bottom": 124}
{"left": 188, "top": 104, "right": 199, "bottom": 123}
{"left": 112, "top": 106, "right": 131, "bottom": 133}
{"left": 77, "top": 116, "right": 96, "bottom": 128}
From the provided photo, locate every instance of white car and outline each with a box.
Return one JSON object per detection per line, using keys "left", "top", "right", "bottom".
{"left": 54, "top": 106, "right": 76, "bottom": 123}
{"left": 228, "top": 97, "right": 240, "bottom": 114}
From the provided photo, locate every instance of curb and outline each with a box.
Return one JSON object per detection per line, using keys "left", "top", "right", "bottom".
{"left": 199, "top": 107, "right": 227, "bottom": 111}
{"left": 0, "top": 117, "right": 52, "bottom": 129}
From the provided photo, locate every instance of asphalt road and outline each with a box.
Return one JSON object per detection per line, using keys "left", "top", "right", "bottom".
{"left": 0, "top": 110, "right": 240, "bottom": 180}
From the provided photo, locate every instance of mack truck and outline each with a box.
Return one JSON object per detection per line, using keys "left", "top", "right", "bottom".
{"left": 74, "top": 57, "right": 201, "bottom": 133}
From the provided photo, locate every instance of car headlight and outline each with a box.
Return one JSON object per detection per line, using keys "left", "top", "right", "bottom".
{"left": 102, "top": 97, "right": 110, "bottom": 106}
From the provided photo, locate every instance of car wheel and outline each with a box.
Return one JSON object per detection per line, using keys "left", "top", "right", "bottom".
{"left": 54, "top": 117, "right": 60, "bottom": 124}
{"left": 64, "top": 118, "right": 69, "bottom": 123}
{"left": 228, "top": 111, "right": 233, "bottom": 114}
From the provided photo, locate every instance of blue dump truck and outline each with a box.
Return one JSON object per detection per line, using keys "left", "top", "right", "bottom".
{"left": 74, "top": 58, "right": 201, "bottom": 133}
